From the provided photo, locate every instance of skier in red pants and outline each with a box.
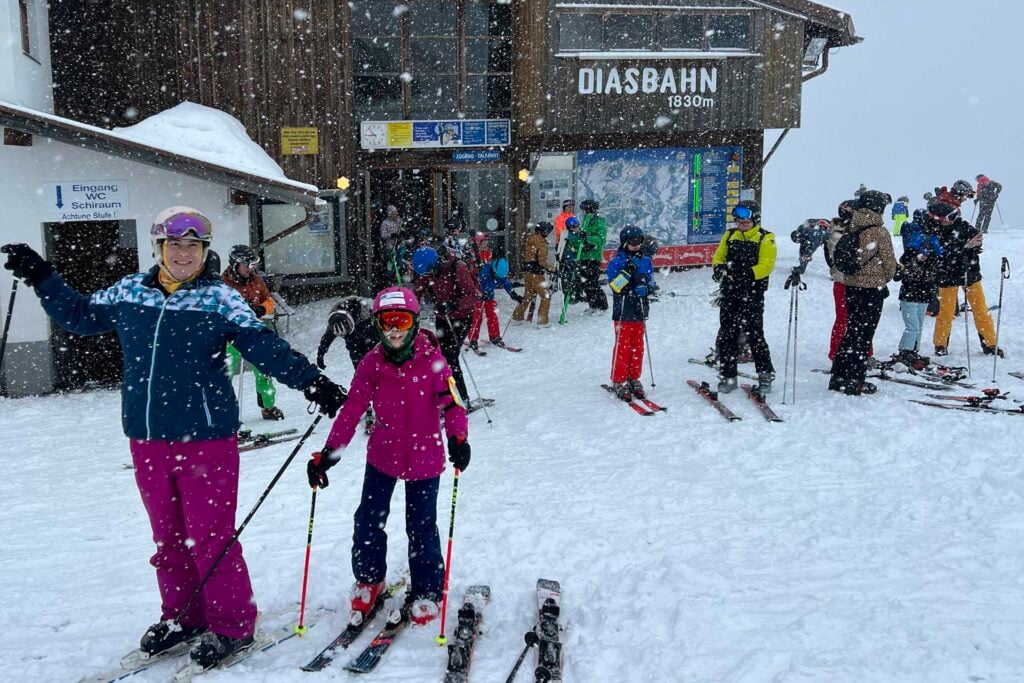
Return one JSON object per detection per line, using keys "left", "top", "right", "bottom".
{"left": 605, "top": 225, "right": 656, "bottom": 400}
{"left": 467, "top": 257, "right": 522, "bottom": 351}
{"left": 824, "top": 200, "right": 873, "bottom": 363}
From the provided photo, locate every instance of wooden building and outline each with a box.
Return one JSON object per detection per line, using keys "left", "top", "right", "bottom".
{"left": 48, "top": 0, "right": 858, "bottom": 287}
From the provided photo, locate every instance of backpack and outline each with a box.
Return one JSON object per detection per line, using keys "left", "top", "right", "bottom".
{"left": 833, "top": 227, "right": 870, "bottom": 275}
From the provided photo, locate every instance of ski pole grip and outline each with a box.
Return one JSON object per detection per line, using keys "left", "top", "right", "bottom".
{"left": 1002, "top": 257, "right": 1010, "bottom": 278}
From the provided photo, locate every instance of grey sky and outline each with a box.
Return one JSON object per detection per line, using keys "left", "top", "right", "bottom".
{"left": 764, "top": 0, "right": 1021, "bottom": 230}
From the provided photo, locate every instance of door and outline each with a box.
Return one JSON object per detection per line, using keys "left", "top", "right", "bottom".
{"left": 449, "top": 167, "right": 508, "bottom": 258}
{"left": 365, "top": 168, "right": 437, "bottom": 288}
{"left": 45, "top": 221, "right": 137, "bottom": 391}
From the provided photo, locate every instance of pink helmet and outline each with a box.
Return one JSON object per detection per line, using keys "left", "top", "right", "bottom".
{"left": 372, "top": 286, "right": 420, "bottom": 316}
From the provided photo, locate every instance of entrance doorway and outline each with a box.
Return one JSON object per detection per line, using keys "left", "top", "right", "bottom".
{"left": 44, "top": 220, "right": 138, "bottom": 391}
{"left": 364, "top": 165, "right": 508, "bottom": 286}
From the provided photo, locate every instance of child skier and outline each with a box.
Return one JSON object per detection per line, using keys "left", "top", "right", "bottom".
{"left": 222, "top": 245, "right": 284, "bottom": 420}
{"left": 306, "top": 287, "right": 471, "bottom": 626}
{"left": 1, "top": 208, "right": 345, "bottom": 669}
{"left": 894, "top": 215, "right": 942, "bottom": 366}
{"left": 605, "top": 225, "right": 656, "bottom": 400}
{"left": 891, "top": 196, "right": 910, "bottom": 236}
{"left": 468, "top": 257, "right": 523, "bottom": 350}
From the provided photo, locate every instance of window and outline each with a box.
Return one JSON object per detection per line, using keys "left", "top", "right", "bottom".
{"left": 605, "top": 14, "right": 654, "bottom": 50}
{"left": 558, "top": 14, "right": 602, "bottom": 51}
{"left": 19, "top": 0, "right": 32, "bottom": 56}
{"left": 557, "top": 10, "right": 753, "bottom": 53}
{"left": 658, "top": 15, "right": 703, "bottom": 49}
{"left": 353, "top": 0, "right": 511, "bottom": 120}
{"left": 708, "top": 14, "right": 750, "bottom": 49}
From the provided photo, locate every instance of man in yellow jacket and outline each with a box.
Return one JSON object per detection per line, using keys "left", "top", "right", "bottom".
{"left": 712, "top": 200, "right": 777, "bottom": 395}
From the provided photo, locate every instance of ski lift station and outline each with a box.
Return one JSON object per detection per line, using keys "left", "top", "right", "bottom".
{"left": 1, "top": 0, "right": 858, "bottom": 395}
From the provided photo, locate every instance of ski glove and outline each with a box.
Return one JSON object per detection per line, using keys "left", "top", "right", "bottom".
{"left": 447, "top": 435, "right": 471, "bottom": 471}
{"left": 303, "top": 375, "right": 347, "bottom": 417}
{"left": 783, "top": 268, "right": 801, "bottom": 289}
{"left": 251, "top": 304, "right": 267, "bottom": 318}
{"left": 511, "top": 291, "right": 524, "bottom": 303}
{"left": 1, "top": 244, "right": 54, "bottom": 287}
{"left": 712, "top": 265, "right": 727, "bottom": 283}
{"left": 635, "top": 284, "right": 648, "bottom": 298}
{"left": 316, "top": 354, "right": 327, "bottom": 370}
{"left": 307, "top": 446, "right": 338, "bottom": 488}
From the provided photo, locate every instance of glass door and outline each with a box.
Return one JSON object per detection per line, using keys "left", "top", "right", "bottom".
{"left": 449, "top": 167, "right": 509, "bottom": 258}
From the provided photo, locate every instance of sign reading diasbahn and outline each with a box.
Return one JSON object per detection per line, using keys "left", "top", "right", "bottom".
{"left": 360, "top": 119, "right": 510, "bottom": 150}
{"left": 577, "top": 65, "right": 720, "bottom": 111}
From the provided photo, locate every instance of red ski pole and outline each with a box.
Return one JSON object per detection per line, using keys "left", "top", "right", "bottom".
{"left": 295, "top": 484, "right": 318, "bottom": 636}
{"left": 435, "top": 469, "right": 462, "bottom": 645}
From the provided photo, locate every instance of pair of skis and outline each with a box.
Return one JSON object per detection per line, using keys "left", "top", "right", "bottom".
{"left": 600, "top": 384, "right": 666, "bottom": 416}
{"left": 238, "top": 428, "right": 300, "bottom": 452}
{"left": 810, "top": 368, "right": 955, "bottom": 391}
{"left": 464, "top": 341, "right": 523, "bottom": 356}
{"left": 910, "top": 389, "right": 1024, "bottom": 415}
{"left": 686, "top": 380, "right": 783, "bottom": 422}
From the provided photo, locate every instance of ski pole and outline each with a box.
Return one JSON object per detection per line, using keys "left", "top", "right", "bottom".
{"left": 792, "top": 282, "right": 802, "bottom": 404}
{"left": 505, "top": 629, "right": 540, "bottom": 683}
{"left": 996, "top": 200, "right": 1004, "bottom": 227}
{"left": 992, "top": 257, "right": 1009, "bottom": 382}
{"left": 643, "top": 323, "right": 656, "bottom": 388}
{"left": 435, "top": 469, "right": 461, "bottom": 646}
{"left": 502, "top": 310, "right": 516, "bottom": 338}
{"left": 294, "top": 485, "right": 318, "bottom": 636}
{"left": 963, "top": 268, "right": 972, "bottom": 378}
{"left": 460, "top": 348, "right": 492, "bottom": 426}
{"left": 174, "top": 413, "right": 323, "bottom": 625}
{"left": 0, "top": 278, "right": 17, "bottom": 396}
{"left": 781, "top": 284, "right": 796, "bottom": 404}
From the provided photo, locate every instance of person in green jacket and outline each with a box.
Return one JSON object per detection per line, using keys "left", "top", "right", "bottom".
{"left": 566, "top": 199, "right": 609, "bottom": 312}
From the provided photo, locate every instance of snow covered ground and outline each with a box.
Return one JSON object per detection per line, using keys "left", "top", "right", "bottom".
{"left": 3, "top": 228, "right": 1024, "bottom": 682}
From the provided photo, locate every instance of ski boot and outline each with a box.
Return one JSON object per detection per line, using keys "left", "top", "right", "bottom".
{"left": 982, "top": 343, "right": 1005, "bottom": 358}
{"left": 613, "top": 382, "right": 633, "bottom": 402}
{"left": 350, "top": 581, "right": 386, "bottom": 622}
{"left": 934, "top": 345, "right": 949, "bottom": 357}
{"left": 756, "top": 372, "right": 774, "bottom": 395}
{"left": 261, "top": 406, "right": 285, "bottom": 421}
{"left": 628, "top": 378, "right": 646, "bottom": 400}
{"left": 717, "top": 375, "right": 738, "bottom": 394}
{"left": 140, "top": 620, "right": 206, "bottom": 656}
{"left": 491, "top": 337, "right": 505, "bottom": 348}
{"left": 468, "top": 340, "right": 480, "bottom": 352}
{"left": 188, "top": 631, "right": 254, "bottom": 669}
{"left": 407, "top": 597, "right": 440, "bottom": 627}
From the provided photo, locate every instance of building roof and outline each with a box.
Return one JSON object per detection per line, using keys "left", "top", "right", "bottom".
{"left": 0, "top": 100, "right": 320, "bottom": 206}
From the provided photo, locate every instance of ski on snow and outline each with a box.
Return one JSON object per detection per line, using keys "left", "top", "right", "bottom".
{"left": 343, "top": 603, "right": 411, "bottom": 674}
{"left": 909, "top": 399, "right": 1024, "bottom": 415}
{"left": 172, "top": 618, "right": 323, "bottom": 681}
{"left": 740, "top": 384, "right": 783, "bottom": 422}
{"left": 301, "top": 578, "right": 407, "bottom": 672}
{"left": 239, "top": 435, "right": 302, "bottom": 452}
{"left": 1009, "top": 372, "right": 1024, "bottom": 381}
{"left": 534, "top": 579, "right": 564, "bottom": 683}
{"left": 811, "top": 368, "right": 954, "bottom": 391}
{"left": 237, "top": 427, "right": 297, "bottom": 445}
{"left": 600, "top": 384, "right": 665, "bottom": 416}
{"left": 687, "top": 380, "right": 741, "bottom": 421}
{"left": 687, "top": 357, "right": 758, "bottom": 381}
{"left": 467, "top": 397, "right": 496, "bottom": 414}
{"left": 443, "top": 585, "right": 491, "bottom": 683}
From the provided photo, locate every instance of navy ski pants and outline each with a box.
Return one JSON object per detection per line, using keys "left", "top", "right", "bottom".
{"left": 352, "top": 463, "right": 444, "bottom": 601}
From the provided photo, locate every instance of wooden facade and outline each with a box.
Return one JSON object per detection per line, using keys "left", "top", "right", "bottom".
{"left": 48, "top": 0, "right": 857, "bottom": 286}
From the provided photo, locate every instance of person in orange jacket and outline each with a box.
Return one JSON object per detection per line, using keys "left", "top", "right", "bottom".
{"left": 222, "top": 245, "right": 283, "bottom": 420}
{"left": 553, "top": 199, "right": 575, "bottom": 255}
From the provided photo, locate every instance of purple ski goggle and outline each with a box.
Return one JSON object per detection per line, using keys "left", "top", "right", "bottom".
{"left": 155, "top": 213, "right": 213, "bottom": 240}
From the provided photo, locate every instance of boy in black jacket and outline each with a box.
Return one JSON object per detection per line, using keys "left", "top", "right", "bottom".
{"left": 894, "top": 218, "right": 942, "bottom": 366}
{"left": 317, "top": 295, "right": 379, "bottom": 430}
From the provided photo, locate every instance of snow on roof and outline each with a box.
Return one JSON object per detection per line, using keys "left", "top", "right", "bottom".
{"left": 0, "top": 99, "right": 318, "bottom": 201}
{"left": 112, "top": 102, "right": 292, "bottom": 184}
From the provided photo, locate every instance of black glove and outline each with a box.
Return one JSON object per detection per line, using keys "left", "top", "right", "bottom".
{"left": 303, "top": 375, "right": 347, "bottom": 417}
{"left": 784, "top": 268, "right": 801, "bottom": 290}
{"left": 511, "top": 291, "right": 524, "bottom": 303}
{"left": 437, "top": 301, "right": 454, "bottom": 316}
{"left": 2, "top": 243, "right": 54, "bottom": 287}
{"left": 712, "top": 265, "right": 727, "bottom": 283}
{"left": 316, "top": 355, "right": 327, "bottom": 370}
{"left": 447, "top": 435, "right": 471, "bottom": 471}
{"left": 306, "top": 446, "right": 338, "bottom": 488}
{"left": 251, "top": 304, "right": 267, "bottom": 318}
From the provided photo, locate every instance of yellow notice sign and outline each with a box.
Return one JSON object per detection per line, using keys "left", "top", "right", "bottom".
{"left": 280, "top": 127, "right": 319, "bottom": 155}
{"left": 387, "top": 122, "right": 412, "bottom": 148}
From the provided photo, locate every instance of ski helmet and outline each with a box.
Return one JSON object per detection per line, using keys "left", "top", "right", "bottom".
{"left": 856, "top": 190, "right": 890, "bottom": 214}
{"left": 492, "top": 258, "right": 510, "bottom": 279}
{"left": 371, "top": 287, "right": 420, "bottom": 363}
{"left": 837, "top": 200, "right": 855, "bottom": 221}
{"left": 929, "top": 202, "right": 960, "bottom": 222}
{"left": 372, "top": 286, "right": 421, "bottom": 316}
{"left": 732, "top": 200, "right": 761, "bottom": 223}
{"left": 151, "top": 206, "right": 213, "bottom": 266}
{"left": 951, "top": 179, "right": 975, "bottom": 198}
{"left": 535, "top": 221, "right": 554, "bottom": 236}
{"left": 619, "top": 224, "right": 644, "bottom": 247}
{"left": 580, "top": 199, "right": 599, "bottom": 214}
{"left": 565, "top": 216, "right": 581, "bottom": 231}
{"left": 229, "top": 244, "right": 259, "bottom": 268}
{"left": 412, "top": 247, "right": 440, "bottom": 276}
{"left": 897, "top": 196, "right": 909, "bottom": 203}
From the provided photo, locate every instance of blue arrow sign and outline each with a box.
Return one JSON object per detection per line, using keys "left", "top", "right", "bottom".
{"left": 55, "top": 185, "right": 63, "bottom": 208}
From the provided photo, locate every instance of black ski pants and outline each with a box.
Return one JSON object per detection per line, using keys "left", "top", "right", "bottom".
{"left": 976, "top": 201, "right": 995, "bottom": 233}
{"left": 718, "top": 285, "right": 773, "bottom": 378}
{"left": 577, "top": 260, "right": 608, "bottom": 311}
{"left": 436, "top": 314, "right": 471, "bottom": 402}
{"left": 831, "top": 286, "right": 885, "bottom": 389}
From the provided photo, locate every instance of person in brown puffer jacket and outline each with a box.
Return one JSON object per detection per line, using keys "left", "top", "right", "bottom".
{"left": 512, "top": 222, "right": 554, "bottom": 326}
{"left": 829, "top": 190, "right": 898, "bottom": 395}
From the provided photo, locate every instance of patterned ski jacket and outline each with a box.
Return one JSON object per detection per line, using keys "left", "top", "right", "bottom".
{"left": 36, "top": 266, "right": 320, "bottom": 441}
{"left": 324, "top": 330, "right": 468, "bottom": 481}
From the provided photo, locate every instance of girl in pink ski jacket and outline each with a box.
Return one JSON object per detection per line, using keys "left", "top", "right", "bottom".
{"left": 307, "top": 286, "right": 470, "bottom": 626}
